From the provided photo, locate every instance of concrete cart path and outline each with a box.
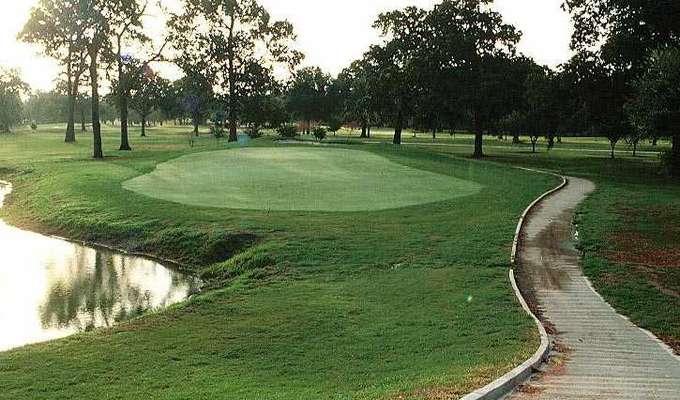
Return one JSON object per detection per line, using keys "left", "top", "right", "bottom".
{"left": 508, "top": 177, "right": 680, "bottom": 400}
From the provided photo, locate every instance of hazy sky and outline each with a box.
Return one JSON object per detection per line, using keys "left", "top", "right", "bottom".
{"left": 0, "top": 0, "right": 573, "bottom": 92}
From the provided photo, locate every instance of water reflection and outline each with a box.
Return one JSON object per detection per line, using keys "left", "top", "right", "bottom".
{"left": 0, "top": 182, "right": 200, "bottom": 351}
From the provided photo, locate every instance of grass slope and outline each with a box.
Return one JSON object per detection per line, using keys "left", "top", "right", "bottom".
{"left": 124, "top": 147, "right": 482, "bottom": 211}
{"left": 0, "top": 126, "right": 557, "bottom": 399}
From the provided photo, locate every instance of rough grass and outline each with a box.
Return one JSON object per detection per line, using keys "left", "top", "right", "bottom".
{"left": 0, "top": 125, "right": 556, "bottom": 399}
{"left": 123, "top": 147, "right": 482, "bottom": 212}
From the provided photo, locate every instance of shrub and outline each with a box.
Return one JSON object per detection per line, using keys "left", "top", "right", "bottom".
{"left": 313, "top": 127, "right": 327, "bottom": 141}
{"left": 30, "top": 121, "right": 37, "bottom": 131}
{"left": 277, "top": 123, "right": 298, "bottom": 138}
{"left": 327, "top": 118, "right": 343, "bottom": 136}
{"left": 660, "top": 150, "right": 680, "bottom": 177}
{"left": 210, "top": 125, "right": 225, "bottom": 138}
{"left": 247, "top": 127, "right": 263, "bottom": 139}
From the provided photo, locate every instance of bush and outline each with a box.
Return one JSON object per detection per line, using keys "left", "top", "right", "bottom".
{"left": 30, "top": 121, "right": 37, "bottom": 131}
{"left": 327, "top": 118, "right": 343, "bottom": 136}
{"left": 313, "top": 127, "right": 327, "bottom": 141}
{"left": 277, "top": 123, "right": 298, "bottom": 138}
{"left": 660, "top": 150, "right": 680, "bottom": 177}
{"left": 210, "top": 125, "right": 225, "bottom": 138}
{"left": 247, "top": 127, "right": 263, "bottom": 139}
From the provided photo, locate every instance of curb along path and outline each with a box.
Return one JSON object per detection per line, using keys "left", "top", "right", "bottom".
{"left": 507, "top": 177, "right": 680, "bottom": 399}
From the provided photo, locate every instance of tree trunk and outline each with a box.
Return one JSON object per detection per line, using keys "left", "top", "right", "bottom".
{"left": 633, "top": 141, "right": 638, "bottom": 157}
{"left": 472, "top": 111, "right": 483, "bottom": 158}
{"left": 119, "top": 91, "right": 131, "bottom": 150}
{"left": 89, "top": 46, "right": 103, "bottom": 160}
{"left": 193, "top": 115, "right": 199, "bottom": 137}
{"left": 532, "top": 138, "right": 537, "bottom": 153}
{"left": 670, "top": 134, "right": 680, "bottom": 176}
{"left": 610, "top": 140, "right": 617, "bottom": 159}
{"left": 141, "top": 116, "right": 146, "bottom": 137}
{"left": 66, "top": 93, "right": 76, "bottom": 142}
{"left": 360, "top": 121, "right": 367, "bottom": 138}
{"left": 367, "top": 125, "right": 371, "bottom": 138}
{"left": 80, "top": 102, "right": 87, "bottom": 132}
{"left": 393, "top": 109, "right": 403, "bottom": 145}
{"left": 512, "top": 134, "right": 520, "bottom": 144}
{"left": 228, "top": 116, "right": 237, "bottom": 142}
{"left": 65, "top": 57, "right": 76, "bottom": 143}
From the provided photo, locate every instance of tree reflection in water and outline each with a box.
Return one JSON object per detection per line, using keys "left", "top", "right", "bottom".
{"left": 39, "top": 247, "right": 196, "bottom": 332}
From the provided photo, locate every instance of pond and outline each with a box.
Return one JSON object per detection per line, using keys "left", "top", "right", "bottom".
{"left": 0, "top": 181, "right": 201, "bottom": 352}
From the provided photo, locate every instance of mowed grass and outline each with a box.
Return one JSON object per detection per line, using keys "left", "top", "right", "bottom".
{"left": 0, "top": 125, "right": 558, "bottom": 399}
{"left": 124, "top": 147, "right": 482, "bottom": 211}
{"left": 416, "top": 141, "right": 680, "bottom": 354}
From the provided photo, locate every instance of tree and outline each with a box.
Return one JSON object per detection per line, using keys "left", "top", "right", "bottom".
{"left": 108, "top": 1, "right": 169, "bottom": 151}
{"left": 564, "top": 0, "right": 680, "bottom": 160}
{"left": 524, "top": 67, "right": 561, "bottom": 152}
{"left": 20, "top": 0, "right": 90, "bottom": 142}
{"left": 287, "top": 66, "right": 331, "bottom": 134}
{"left": 130, "top": 69, "right": 164, "bottom": 137}
{"left": 0, "top": 68, "right": 28, "bottom": 133}
{"left": 371, "top": 6, "right": 428, "bottom": 145}
{"left": 425, "top": 0, "right": 521, "bottom": 158}
{"left": 176, "top": 73, "right": 213, "bottom": 136}
{"left": 632, "top": 48, "right": 680, "bottom": 175}
{"left": 25, "top": 91, "right": 68, "bottom": 124}
{"left": 157, "top": 79, "right": 181, "bottom": 124}
{"left": 242, "top": 95, "right": 288, "bottom": 136}
{"left": 169, "top": 0, "right": 303, "bottom": 142}
{"left": 336, "top": 60, "right": 378, "bottom": 138}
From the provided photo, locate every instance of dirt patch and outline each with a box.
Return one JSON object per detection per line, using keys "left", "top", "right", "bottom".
{"left": 388, "top": 366, "right": 500, "bottom": 400}
{"left": 606, "top": 232, "right": 680, "bottom": 268}
{"left": 659, "top": 335, "right": 680, "bottom": 356}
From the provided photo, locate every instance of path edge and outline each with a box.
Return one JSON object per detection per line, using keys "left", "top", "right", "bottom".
{"left": 461, "top": 170, "right": 567, "bottom": 400}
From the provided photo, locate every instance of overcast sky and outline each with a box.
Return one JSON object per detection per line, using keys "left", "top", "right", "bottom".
{"left": 0, "top": 0, "right": 573, "bottom": 92}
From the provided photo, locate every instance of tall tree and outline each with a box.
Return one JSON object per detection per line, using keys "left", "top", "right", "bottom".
{"left": 109, "top": 1, "right": 169, "bottom": 151}
{"left": 0, "top": 68, "right": 28, "bottom": 133}
{"left": 110, "top": 0, "right": 148, "bottom": 151}
{"left": 426, "top": 0, "right": 520, "bottom": 158}
{"left": 176, "top": 73, "right": 213, "bottom": 136}
{"left": 169, "top": 0, "right": 303, "bottom": 142}
{"left": 632, "top": 48, "right": 680, "bottom": 175}
{"left": 20, "top": 0, "right": 90, "bottom": 142}
{"left": 336, "top": 60, "right": 378, "bottom": 138}
{"left": 371, "top": 6, "right": 428, "bottom": 145}
{"left": 287, "top": 66, "right": 331, "bottom": 134}
{"left": 130, "top": 67, "right": 163, "bottom": 137}
{"left": 564, "top": 0, "right": 680, "bottom": 160}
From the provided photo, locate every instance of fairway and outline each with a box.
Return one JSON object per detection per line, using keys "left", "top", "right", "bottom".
{"left": 123, "top": 147, "right": 483, "bottom": 211}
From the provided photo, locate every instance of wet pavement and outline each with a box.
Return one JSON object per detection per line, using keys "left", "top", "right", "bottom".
{"left": 508, "top": 177, "right": 680, "bottom": 400}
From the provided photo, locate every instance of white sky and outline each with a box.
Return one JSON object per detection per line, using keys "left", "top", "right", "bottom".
{"left": 0, "top": 0, "right": 573, "bottom": 92}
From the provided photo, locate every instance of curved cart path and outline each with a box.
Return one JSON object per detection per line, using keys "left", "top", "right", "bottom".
{"left": 508, "top": 177, "right": 680, "bottom": 400}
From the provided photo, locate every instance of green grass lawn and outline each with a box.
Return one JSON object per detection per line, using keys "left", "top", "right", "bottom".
{"left": 415, "top": 141, "right": 680, "bottom": 354}
{"left": 124, "top": 147, "right": 482, "bottom": 211}
{"left": 0, "top": 125, "right": 558, "bottom": 399}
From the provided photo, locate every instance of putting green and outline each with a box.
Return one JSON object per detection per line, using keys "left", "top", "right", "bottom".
{"left": 123, "top": 147, "right": 482, "bottom": 212}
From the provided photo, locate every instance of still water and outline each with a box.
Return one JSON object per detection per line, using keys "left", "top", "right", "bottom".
{"left": 0, "top": 182, "right": 200, "bottom": 352}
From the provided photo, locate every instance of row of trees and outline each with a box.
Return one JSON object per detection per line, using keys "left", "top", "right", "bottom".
{"left": 13, "top": 0, "right": 680, "bottom": 174}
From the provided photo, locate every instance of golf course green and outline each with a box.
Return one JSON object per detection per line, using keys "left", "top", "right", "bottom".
{"left": 123, "top": 147, "right": 482, "bottom": 211}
